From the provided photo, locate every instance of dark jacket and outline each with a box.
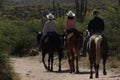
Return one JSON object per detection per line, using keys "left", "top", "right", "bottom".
{"left": 88, "top": 17, "right": 105, "bottom": 34}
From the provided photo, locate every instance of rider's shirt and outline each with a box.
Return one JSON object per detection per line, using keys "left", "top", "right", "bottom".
{"left": 43, "top": 20, "right": 56, "bottom": 36}
{"left": 88, "top": 17, "right": 105, "bottom": 34}
{"left": 65, "top": 19, "right": 76, "bottom": 31}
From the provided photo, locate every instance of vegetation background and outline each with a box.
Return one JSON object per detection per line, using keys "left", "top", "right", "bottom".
{"left": 0, "top": 0, "right": 120, "bottom": 80}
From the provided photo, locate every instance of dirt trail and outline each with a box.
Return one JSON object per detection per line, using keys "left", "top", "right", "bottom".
{"left": 11, "top": 56, "right": 120, "bottom": 80}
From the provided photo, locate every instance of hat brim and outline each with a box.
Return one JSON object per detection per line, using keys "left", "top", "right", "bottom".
{"left": 46, "top": 15, "right": 55, "bottom": 19}
{"left": 66, "top": 13, "right": 75, "bottom": 17}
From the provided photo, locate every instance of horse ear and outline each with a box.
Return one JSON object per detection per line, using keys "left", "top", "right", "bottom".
{"left": 35, "top": 31, "right": 38, "bottom": 34}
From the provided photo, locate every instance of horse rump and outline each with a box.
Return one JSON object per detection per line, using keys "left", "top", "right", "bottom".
{"left": 87, "top": 34, "right": 109, "bottom": 79}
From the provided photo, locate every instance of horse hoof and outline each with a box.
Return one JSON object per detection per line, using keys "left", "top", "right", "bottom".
{"left": 47, "top": 69, "right": 50, "bottom": 72}
{"left": 58, "top": 69, "right": 61, "bottom": 72}
{"left": 70, "top": 70, "right": 73, "bottom": 73}
{"left": 103, "top": 71, "right": 107, "bottom": 75}
{"left": 72, "top": 69, "right": 75, "bottom": 72}
{"left": 50, "top": 69, "right": 53, "bottom": 72}
{"left": 95, "top": 76, "right": 99, "bottom": 78}
{"left": 47, "top": 67, "right": 50, "bottom": 71}
{"left": 76, "top": 70, "right": 79, "bottom": 74}
{"left": 89, "top": 76, "right": 93, "bottom": 79}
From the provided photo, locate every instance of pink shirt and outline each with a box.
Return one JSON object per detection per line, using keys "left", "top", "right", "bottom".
{"left": 65, "top": 19, "right": 76, "bottom": 31}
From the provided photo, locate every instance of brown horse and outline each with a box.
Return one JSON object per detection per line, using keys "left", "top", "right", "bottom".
{"left": 64, "top": 29, "right": 83, "bottom": 73}
{"left": 87, "top": 34, "right": 109, "bottom": 79}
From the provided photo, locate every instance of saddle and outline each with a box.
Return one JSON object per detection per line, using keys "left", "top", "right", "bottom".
{"left": 65, "top": 29, "right": 83, "bottom": 39}
{"left": 64, "top": 29, "right": 83, "bottom": 47}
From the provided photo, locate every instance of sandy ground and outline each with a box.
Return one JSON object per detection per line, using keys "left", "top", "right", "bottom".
{"left": 11, "top": 55, "right": 120, "bottom": 80}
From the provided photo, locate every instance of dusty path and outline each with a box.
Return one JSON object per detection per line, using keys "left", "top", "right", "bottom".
{"left": 11, "top": 56, "right": 120, "bottom": 80}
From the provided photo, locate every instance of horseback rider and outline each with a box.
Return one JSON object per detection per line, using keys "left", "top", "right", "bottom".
{"left": 64, "top": 10, "right": 76, "bottom": 46}
{"left": 39, "top": 13, "right": 57, "bottom": 51}
{"left": 43, "top": 13, "right": 56, "bottom": 36}
{"left": 82, "top": 10, "right": 105, "bottom": 57}
{"left": 65, "top": 10, "right": 76, "bottom": 31}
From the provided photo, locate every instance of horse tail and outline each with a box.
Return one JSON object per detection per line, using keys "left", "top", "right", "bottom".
{"left": 95, "top": 35, "right": 102, "bottom": 64}
{"left": 88, "top": 36, "right": 93, "bottom": 52}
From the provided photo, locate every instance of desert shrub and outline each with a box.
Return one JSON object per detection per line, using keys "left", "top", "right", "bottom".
{"left": 56, "top": 17, "right": 65, "bottom": 33}
{"left": 0, "top": 17, "right": 41, "bottom": 56}
{"left": 0, "top": 53, "right": 20, "bottom": 80}
{"left": 103, "top": 6, "right": 120, "bottom": 58}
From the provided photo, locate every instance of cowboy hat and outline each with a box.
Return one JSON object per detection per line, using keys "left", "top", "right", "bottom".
{"left": 66, "top": 10, "right": 75, "bottom": 17}
{"left": 46, "top": 13, "right": 55, "bottom": 19}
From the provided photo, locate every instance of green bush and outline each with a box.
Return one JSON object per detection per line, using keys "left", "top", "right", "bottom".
{"left": 0, "top": 17, "right": 41, "bottom": 56}
{"left": 0, "top": 53, "right": 19, "bottom": 80}
{"left": 103, "top": 6, "right": 120, "bottom": 58}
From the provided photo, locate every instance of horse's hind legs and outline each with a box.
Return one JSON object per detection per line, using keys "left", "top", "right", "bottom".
{"left": 48, "top": 55, "right": 51, "bottom": 71}
{"left": 103, "top": 58, "right": 107, "bottom": 75}
{"left": 58, "top": 57, "right": 61, "bottom": 72}
{"left": 70, "top": 55, "right": 75, "bottom": 73}
{"left": 95, "top": 64, "right": 99, "bottom": 78}
{"left": 93, "top": 63, "right": 99, "bottom": 78}
{"left": 42, "top": 53, "right": 48, "bottom": 70}
{"left": 69, "top": 59, "right": 72, "bottom": 73}
{"left": 75, "top": 56, "right": 79, "bottom": 73}
{"left": 50, "top": 54, "right": 54, "bottom": 72}
{"left": 89, "top": 62, "right": 93, "bottom": 79}
{"left": 58, "top": 51, "right": 62, "bottom": 72}
{"left": 67, "top": 53, "right": 72, "bottom": 73}
{"left": 48, "top": 54, "right": 54, "bottom": 72}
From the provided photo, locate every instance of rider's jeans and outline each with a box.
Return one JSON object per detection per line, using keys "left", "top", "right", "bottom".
{"left": 82, "top": 35, "right": 91, "bottom": 56}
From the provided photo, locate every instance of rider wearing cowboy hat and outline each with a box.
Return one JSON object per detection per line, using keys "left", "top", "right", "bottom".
{"left": 43, "top": 13, "right": 56, "bottom": 36}
{"left": 65, "top": 10, "right": 76, "bottom": 31}
{"left": 39, "top": 13, "right": 57, "bottom": 51}
{"left": 64, "top": 10, "right": 76, "bottom": 47}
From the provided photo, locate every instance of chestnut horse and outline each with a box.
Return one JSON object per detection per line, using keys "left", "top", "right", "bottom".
{"left": 36, "top": 32, "right": 64, "bottom": 72}
{"left": 64, "top": 29, "right": 83, "bottom": 73}
{"left": 87, "top": 34, "right": 109, "bottom": 79}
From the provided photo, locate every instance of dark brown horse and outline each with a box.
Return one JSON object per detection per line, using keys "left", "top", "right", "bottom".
{"left": 87, "top": 34, "right": 109, "bottom": 79}
{"left": 64, "top": 29, "right": 83, "bottom": 73}
{"left": 36, "top": 32, "right": 64, "bottom": 72}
